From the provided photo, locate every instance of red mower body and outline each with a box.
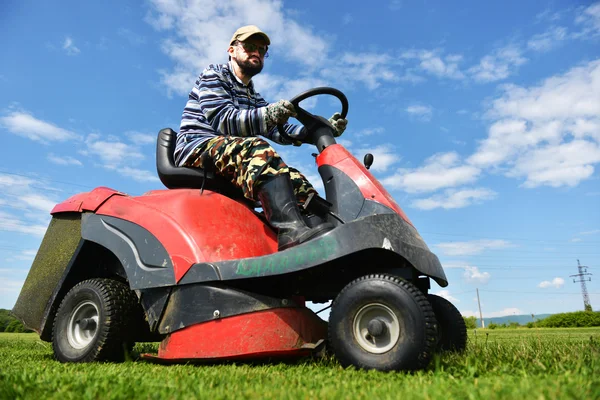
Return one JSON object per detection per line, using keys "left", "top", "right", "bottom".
{"left": 13, "top": 88, "right": 454, "bottom": 370}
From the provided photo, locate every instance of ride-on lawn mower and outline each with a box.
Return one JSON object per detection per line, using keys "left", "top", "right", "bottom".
{"left": 13, "top": 88, "right": 466, "bottom": 371}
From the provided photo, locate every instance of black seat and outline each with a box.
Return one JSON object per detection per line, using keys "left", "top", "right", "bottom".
{"left": 156, "top": 128, "right": 245, "bottom": 198}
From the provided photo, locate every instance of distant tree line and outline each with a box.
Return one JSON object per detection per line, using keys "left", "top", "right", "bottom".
{"left": 0, "top": 309, "right": 33, "bottom": 333}
{"left": 462, "top": 311, "right": 600, "bottom": 330}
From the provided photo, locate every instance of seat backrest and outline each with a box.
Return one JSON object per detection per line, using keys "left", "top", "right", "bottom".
{"left": 155, "top": 128, "right": 244, "bottom": 197}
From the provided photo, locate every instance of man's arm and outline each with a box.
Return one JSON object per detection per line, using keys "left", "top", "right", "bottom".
{"left": 195, "top": 68, "right": 267, "bottom": 137}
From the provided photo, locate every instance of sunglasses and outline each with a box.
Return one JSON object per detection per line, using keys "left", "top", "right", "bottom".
{"left": 235, "top": 41, "right": 269, "bottom": 58}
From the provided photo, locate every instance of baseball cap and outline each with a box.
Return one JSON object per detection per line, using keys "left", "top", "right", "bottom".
{"left": 229, "top": 25, "right": 271, "bottom": 45}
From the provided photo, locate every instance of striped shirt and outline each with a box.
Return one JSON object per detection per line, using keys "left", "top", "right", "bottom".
{"left": 175, "top": 62, "right": 305, "bottom": 166}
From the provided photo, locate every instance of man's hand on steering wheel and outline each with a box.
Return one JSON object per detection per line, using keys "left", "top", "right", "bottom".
{"left": 276, "top": 87, "right": 349, "bottom": 150}
{"left": 328, "top": 112, "right": 348, "bottom": 137}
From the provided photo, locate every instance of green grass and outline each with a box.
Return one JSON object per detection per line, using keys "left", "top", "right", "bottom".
{"left": 1, "top": 328, "right": 599, "bottom": 399}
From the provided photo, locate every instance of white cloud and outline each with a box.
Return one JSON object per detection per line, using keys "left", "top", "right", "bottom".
{"left": 509, "top": 140, "right": 600, "bottom": 188}
{"left": 527, "top": 26, "right": 568, "bottom": 52}
{"left": 463, "top": 266, "right": 491, "bottom": 284}
{"left": 85, "top": 134, "right": 145, "bottom": 166}
{"left": 0, "top": 210, "right": 48, "bottom": 236}
{"left": 0, "top": 278, "right": 25, "bottom": 309}
{"left": 432, "top": 289, "right": 459, "bottom": 303}
{"left": 358, "top": 127, "right": 385, "bottom": 136}
{"left": 63, "top": 37, "right": 80, "bottom": 55}
{"left": 579, "top": 229, "right": 600, "bottom": 235}
{"left": 382, "top": 152, "right": 480, "bottom": 193}
{"left": 0, "top": 278, "right": 25, "bottom": 293}
{"left": 146, "top": 0, "right": 329, "bottom": 95}
{"left": 19, "top": 194, "right": 57, "bottom": 213}
{"left": 405, "top": 104, "right": 433, "bottom": 121}
{"left": 469, "top": 59, "right": 600, "bottom": 188}
{"left": 1, "top": 111, "right": 79, "bottom": 143}
{"left": 0, "top": 173, "right": 36, "bottom": 188}
{"left": 6, "top": 250, "right": 37, "bottom": 262}
{"left": 0, "top": 173, "right": 57, "bottom": 236}
{"left": 126, "top": 131, "right": 156, "bottom": 146}
{"left": 85, "top": 134, "right": 158, "bottom": 183}
{"left": 146, "top": 1, "right": 406, "bottom": 95}
{"left": 435, "top": 239, "right": 513, "bottom": 256}
{"left": 535, "top": 9, "right": 563, "bottom": 24}
{"left": 574, "top": 2, "right": 600, "bottom": 38}
{"left": 336, "top": 138, "right": 353, "bottom": 148}
{"left": 401, "top": 49, "right": 465, "bottom": 80}
{"left": 254, "top": 73, "right": 327, "bottom": 103}
{"left": 119, "top": 167, "right": 160, "bottom": 183}
{"left": 538, "top": 277, "right": 565, "bottom": 289}
{"left": 468, "top": 45, "right": 527, "bottom": 82}
{"left": 354, "top": 145, "right": 400, "bottom": 172}
{"left": 321, "top": 53, "right": 401, "bottom": 91}
{"left": 411, "top": 187, "right": 497, "bottom": 210}
{"left": 48, "top": 153, "right": 83, "bottom": 166}
{"left": 485, "top": 61, "right": 600, "bottom": 122}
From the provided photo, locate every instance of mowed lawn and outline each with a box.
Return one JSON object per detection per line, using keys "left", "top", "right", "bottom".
{"left": 1, "top": 328, "right": 599, "bottom": 399}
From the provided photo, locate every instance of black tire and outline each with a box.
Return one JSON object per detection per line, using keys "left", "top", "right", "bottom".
{"left": 428, "top": 294, "right": 467, "bottom": 352}
{"left": 52, "top": 278, "right": 137, "bottom": 363}
{"left": 328, "top": 274, "right": 437, "bottom": 371}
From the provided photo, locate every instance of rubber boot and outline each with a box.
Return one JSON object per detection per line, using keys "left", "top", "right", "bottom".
{"left": 258, "top": 174, "right": 333, "bottom": 251}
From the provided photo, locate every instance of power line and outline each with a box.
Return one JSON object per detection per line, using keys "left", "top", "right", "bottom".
{"left": 424, "top": 231, "right": 600, "bottom": 245}
{"left": 443, "top": 265, "right": 597, "bottom": 270}
{"left": 0, "top": 169, "right": 93, "bottom": 190}
{"left": 466, "top": 289, "right": 600, "bottom": 295}
{"left": 440, "top": 255, "right": 600, "bottom": 260}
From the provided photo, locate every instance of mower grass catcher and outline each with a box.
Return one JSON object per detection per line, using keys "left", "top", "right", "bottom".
{"left": 13, "top": 88, "right": 466, "bottom": 371}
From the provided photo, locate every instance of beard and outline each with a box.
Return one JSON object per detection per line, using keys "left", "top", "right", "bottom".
{"left": 235, "top": 57, "right": 263, "bottom": 77}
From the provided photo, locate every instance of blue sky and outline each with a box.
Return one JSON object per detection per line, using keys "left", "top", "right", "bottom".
{"left": 1, "top": 0, "right": 599, "bottom": 320}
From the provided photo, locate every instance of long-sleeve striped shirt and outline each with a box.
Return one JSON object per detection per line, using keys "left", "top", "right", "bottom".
{"left": 175, "top": 62, "right": 306, "bottom": 166}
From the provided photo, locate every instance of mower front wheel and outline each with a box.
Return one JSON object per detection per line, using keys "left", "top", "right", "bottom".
{"left": 52, "top": 278, "right": 137, "bottom": 363}
{"left": 328, "top": 274, "right": 437, "bottom": 371}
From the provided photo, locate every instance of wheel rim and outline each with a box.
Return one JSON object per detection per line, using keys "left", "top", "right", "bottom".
{"left": 353, "top": 303, "right": 400, "bottom": 354}
{"left": 67, "top": 300, "right": 99, "bottom": 349}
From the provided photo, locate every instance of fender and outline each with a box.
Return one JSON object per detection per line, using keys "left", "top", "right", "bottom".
{"left": 181, "top": 214, "right": 449, "bottom": 287}
{"left": 96, "top": 189, "right": 278, "bottom": 282}
{"left": 81, "top": 214, "right": 176, "bottom": 290}
{"left": 51, "top": 187, "right": 126, "bottom": 214}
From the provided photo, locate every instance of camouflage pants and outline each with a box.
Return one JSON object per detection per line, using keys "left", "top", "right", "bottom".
{"left": 182, "top": 136, "right": 317, "bottom": 203}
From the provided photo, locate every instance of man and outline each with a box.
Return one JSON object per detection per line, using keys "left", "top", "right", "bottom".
{"left": 176, "top": 25, "right": 348, "bottom": 251}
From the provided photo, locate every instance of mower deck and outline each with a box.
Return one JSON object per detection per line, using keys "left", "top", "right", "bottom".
{"left": 141, "top": 307, "right": 327, "bottom": 363}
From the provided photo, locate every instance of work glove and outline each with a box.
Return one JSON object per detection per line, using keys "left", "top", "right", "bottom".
{"left": 265, "top": 100, "right": 297, "bottom": 130}
{"left": 328, "top": 112, "right": 348, "bottom": 137}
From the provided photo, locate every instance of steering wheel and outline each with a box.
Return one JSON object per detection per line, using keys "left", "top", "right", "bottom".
{"left": 277, "top": 87, "right": 349, "bottom": 152}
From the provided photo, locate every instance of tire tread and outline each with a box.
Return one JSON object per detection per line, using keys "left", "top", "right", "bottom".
{"left": 329, "top": 274, "right": 437, "bottom": 371}
{"left": 52, "top": 278, "right": 137, "bottom": 362}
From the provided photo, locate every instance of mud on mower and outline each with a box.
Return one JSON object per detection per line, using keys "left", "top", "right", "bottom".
{"left": 13, "top": 88, "right": 466, "bottom": 372}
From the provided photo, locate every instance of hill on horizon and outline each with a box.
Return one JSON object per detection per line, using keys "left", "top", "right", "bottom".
{"left": 475, "top": 313, "right": 553, "bottom": 326}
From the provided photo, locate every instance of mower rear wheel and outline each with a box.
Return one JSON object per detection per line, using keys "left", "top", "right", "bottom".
{"left": 428, "top": 294, "right": 467, "bottom": 352}
{"left": 329, "top": 274, "right": 437, "bottom": 371}
{"left": 52, "top": 278, "right": 137, "bottom": 363}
